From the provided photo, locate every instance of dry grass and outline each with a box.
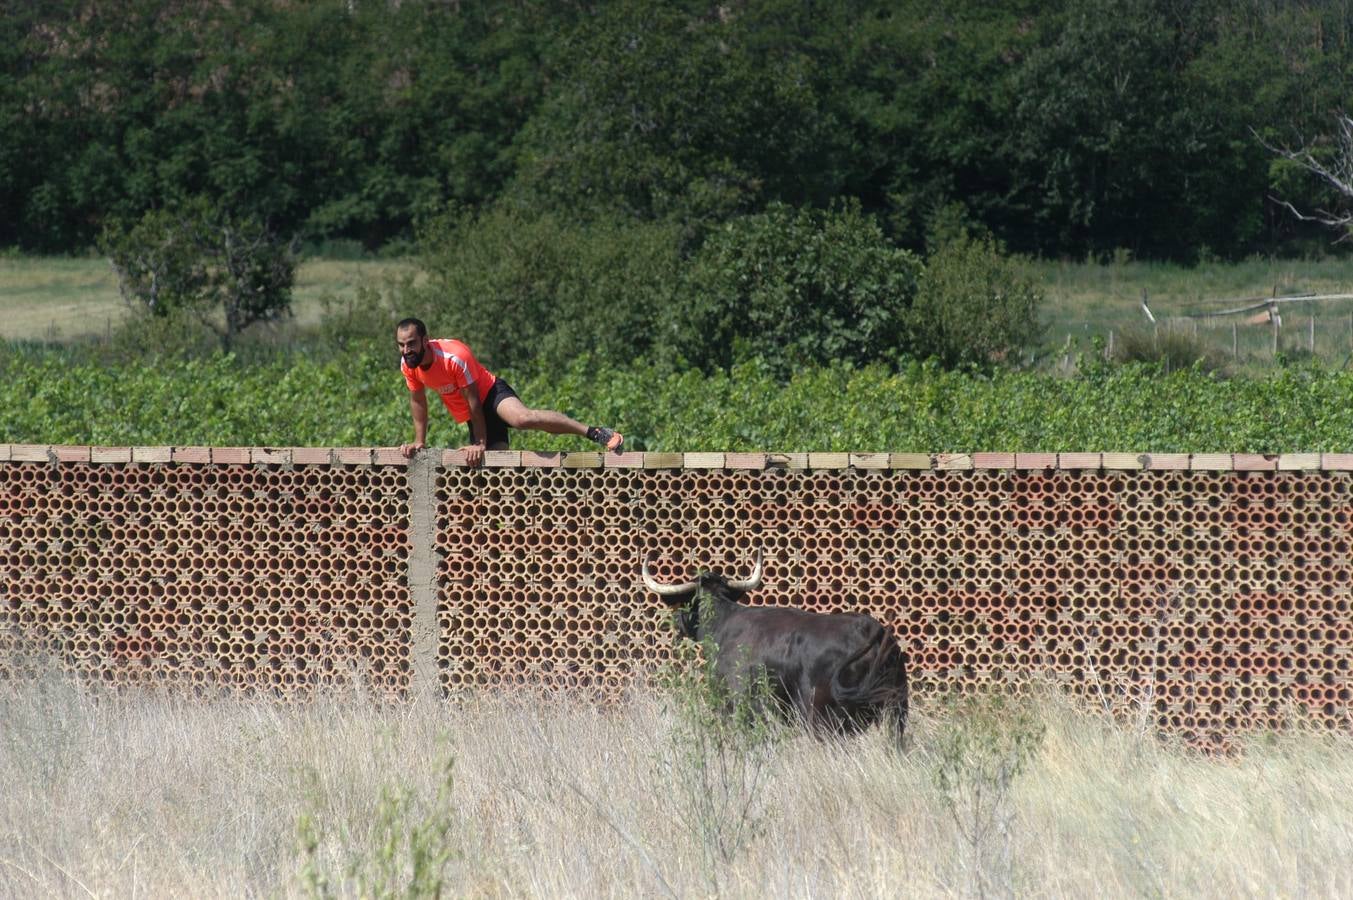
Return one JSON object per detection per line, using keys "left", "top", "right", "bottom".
{"left": 1, "top": 671, "right": 1352, "bottom": 899}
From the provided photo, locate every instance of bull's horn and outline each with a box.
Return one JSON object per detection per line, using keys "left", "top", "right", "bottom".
{"left": 726, "top": 549, "right": 764, "bottom": 592}
{"left": 641, "top": 553, "right": 698, "bottom": 597}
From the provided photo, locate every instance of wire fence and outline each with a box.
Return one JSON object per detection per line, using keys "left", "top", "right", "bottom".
{"left": 1053, "top": 292, "right": 1353, "bottom": 372}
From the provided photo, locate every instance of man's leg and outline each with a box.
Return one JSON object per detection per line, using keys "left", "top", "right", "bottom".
{"left": 467, "top": 423, "right": 510, "bottom": 451}
{"left": 469, "top": 404, "right": 512, "bottom": 450}
{"left": 494, "top": 397, "right": 624, "bottom": 451}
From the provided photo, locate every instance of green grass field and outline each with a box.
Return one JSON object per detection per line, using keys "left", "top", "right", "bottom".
{"left": 1029, "top": 255, "right": 1353, "bottom": 368}
{"left": 0, "top": 255, "right": 416, "bottom": 343}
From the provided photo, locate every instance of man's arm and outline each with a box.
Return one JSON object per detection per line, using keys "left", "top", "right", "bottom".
{"left": 459, "top": 385, "right": 488, "bottom": 467}
{"left": 400, "top": 389, "right": 429, "bottom": 458}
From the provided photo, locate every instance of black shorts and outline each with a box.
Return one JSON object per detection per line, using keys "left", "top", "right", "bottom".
{"left": 466, "top": 377, "right": 520, "bottom": 448}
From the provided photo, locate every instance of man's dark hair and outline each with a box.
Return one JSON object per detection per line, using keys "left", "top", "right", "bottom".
{"left": 396, "top": 317, "right": 427, "bottom": 337}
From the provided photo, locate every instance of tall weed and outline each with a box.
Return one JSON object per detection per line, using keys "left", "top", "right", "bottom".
{"left": 1112, "top": 324, "right": 1228, "bottom": 374}
{"left": 932, "top": 692, "right": 1046, "bottom": 899}
{"left": 297, "top": 754, "right": 459, "bottom": 899}
{"left": 653, "top": 636, "right": 784, "bottom": 891}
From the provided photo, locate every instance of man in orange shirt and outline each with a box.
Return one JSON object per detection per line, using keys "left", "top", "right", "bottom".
{"left": 396, "top": 317, "right": 624, "bottom": 465}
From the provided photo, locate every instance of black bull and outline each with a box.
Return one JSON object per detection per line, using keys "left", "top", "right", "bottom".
{"left": 642, "top": 552, "right": 909, "bottom": 742}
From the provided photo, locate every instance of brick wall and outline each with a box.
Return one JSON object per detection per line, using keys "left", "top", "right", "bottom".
{"left": 3, "top": 445, "right": 1352, "bottom": 747}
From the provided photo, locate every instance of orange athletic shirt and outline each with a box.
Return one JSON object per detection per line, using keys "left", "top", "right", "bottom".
{"left": 400, "top": 339, "right": 496, "bottom": 423}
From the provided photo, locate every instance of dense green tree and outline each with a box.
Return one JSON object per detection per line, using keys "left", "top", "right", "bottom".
{"left": 2, "top": 0, "right": 568, "bottom": 251}
{"left": 830, "top": 0, "right": 1042, "bottom": 248}
{"left": 509, "top": 0, "right": 853, "bottom": 234}
{"left": 672, "top": 201, "right": 921, "bottom": 377}
{"left": 101, "top": 197, "right": 297, "bottom": 351}
{"left": 0, "top": 5, "right": 37, "bottom": 249}
{"left": 1003, "top": 0, "right": 1195, "bottom": 255}
{"left": 284, "top": 1, "right": 565, "bottom": 247}
{"left": 1196, "top": 0, "right": 1353, "bottom": 255}
{"left": 7, "top": 0, "right": 1353, "bottom": 259}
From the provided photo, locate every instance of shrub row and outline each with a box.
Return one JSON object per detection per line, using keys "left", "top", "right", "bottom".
{"left": 407, "top": 202, "right": 1036, "bottom": 379}
{"left": 3, "top": 348, "right": 1353, "bottom": 453}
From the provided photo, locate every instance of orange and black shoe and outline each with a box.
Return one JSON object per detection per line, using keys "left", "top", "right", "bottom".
{"left": 586, "top": 426, "right": 624, "bottom": 453}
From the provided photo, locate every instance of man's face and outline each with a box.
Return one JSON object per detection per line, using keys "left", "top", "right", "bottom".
{"left": 396, "top": 327, "right": 426, "bottom": 368}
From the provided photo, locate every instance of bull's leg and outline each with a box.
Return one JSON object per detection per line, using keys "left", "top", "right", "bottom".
{"left": 805, "top": 682, "right": 833, "bottom": 736}
{"left": 887, "top": 669, "right": 910, "bottom": 750}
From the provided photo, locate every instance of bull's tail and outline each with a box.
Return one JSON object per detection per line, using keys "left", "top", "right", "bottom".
{"left": 831, "top": 626, "right": 909, "bottom": 744}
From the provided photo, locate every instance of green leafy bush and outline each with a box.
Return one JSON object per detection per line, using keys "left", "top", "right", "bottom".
{"left": 99, "top": 207, "right": 208, "bottom": 318}
{"left": 672, "top": 202, "right": 921, "bottom": 378}
{"left": 910, "top": 234, "right": 1044, "bottom": 369}
{"left": 405, "top": 205, "right": 681, "bottom": 372}
{"left": 8, "top": 344, "right": 1353, "bottom": 453}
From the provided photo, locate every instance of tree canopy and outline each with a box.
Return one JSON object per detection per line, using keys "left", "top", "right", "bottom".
{"left": 6, "top": 0, "right": 1353, "bottom": 260}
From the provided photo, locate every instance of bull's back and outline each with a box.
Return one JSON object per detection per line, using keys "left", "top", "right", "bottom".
{"left": 715, "top": 606, "right": 893, "bottom": 682}
{"left": 724, "top": 605, "right": 885, "bottom": 643}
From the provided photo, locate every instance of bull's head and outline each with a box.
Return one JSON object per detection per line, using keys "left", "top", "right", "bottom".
{"left": 640, "top": 550, "right": 764, "bottom": 638}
